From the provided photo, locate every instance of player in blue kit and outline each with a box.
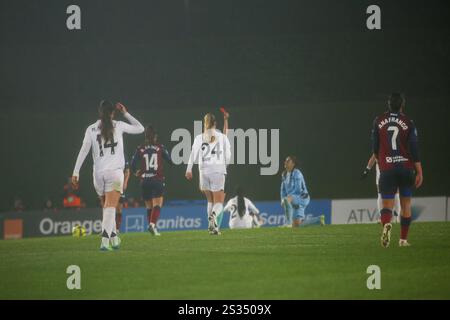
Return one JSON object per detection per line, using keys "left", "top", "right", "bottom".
{"left": 280, "top": 156, "right": 324, "bottom": 227}
{"left": 131, "top": 125, "right": 172, "bottom": 236}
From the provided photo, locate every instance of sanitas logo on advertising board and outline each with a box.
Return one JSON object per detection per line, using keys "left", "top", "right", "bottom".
{"left": 157, "top": 217, "right": 202, "bottom": 230}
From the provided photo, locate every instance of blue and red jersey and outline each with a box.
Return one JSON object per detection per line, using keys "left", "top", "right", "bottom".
{"left": 371, "top": 111, "right": 419, "bottom": 172}
{"left": 131, "top": 144, "right": 172, "bottom": 181}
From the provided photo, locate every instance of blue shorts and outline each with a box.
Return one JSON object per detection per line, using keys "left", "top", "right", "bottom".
{"left": 379, "top": 168, "right": 415, "bottom": 199}
{"left": 291, "top": 195, "right": 310, "bottom": 220}
{"left": 141, "top": 179, "right": 165, "bottom": 201}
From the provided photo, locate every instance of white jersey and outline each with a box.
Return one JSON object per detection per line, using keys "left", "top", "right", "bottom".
{"left": 186, "top": 129, "right": 231, "bottom": 175}
{"left": 224, "top": 196, "right": 259, "bottom": 229}
{"left": 73, "top": 112, "right": 144, "bottom": 177}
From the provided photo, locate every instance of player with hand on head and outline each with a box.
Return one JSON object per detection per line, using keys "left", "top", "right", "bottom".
{"left": 371, "top": 93, "right": 423, "bottom": 248}
{"left": 131, "top": 125, "right": 172, "bottom": 236}
{"left": 362, "top": 154, "right": 401, "bottom": 223}
{"left": 72, "top": 101, "right": 144, "bottom": 251}
{"left": 185, "top": 113, "right": 231, "bottom": 235}
{"left": 280, "top": 156, "right": 324, "bottom": 227}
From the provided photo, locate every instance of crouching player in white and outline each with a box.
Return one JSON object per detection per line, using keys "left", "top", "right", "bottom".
{"left": 72, "top": 101, "right": 144, "bottom": 251}
{"left": 280, "top": 156, "right": 324, "bottom": 227}
{"left": 222, "top": 186, "right": 262, "bottom": 229}
{"left": 185, "top": 113, "right": 231, "bottom": 235}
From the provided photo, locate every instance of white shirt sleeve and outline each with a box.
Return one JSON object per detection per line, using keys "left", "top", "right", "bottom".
{"left": 186, "top": 135, "right": 201, "bottom": 173}
{"left": 223, "top": 199, "right": 234, "bottom": 213}
{"left": 118, "top": 112, "right": 144, "bottom": 134}
{"left": 224, "top": 134, "right": 231, "bottom": 165}
{"left": 72, "top": 127, "right": 92, "bottom": 178}
{"left": 246, "top": 198, "right": 259, "bottom": 215}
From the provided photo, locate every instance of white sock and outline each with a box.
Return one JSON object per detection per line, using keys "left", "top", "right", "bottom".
{"left": 101, "top": 207, "right": 110, "bottom": 247}
{"left": 103, "top": 207, "right": 116, "bottom": 238}
{"left": 113, "top": 218, "right": 117, "bottom": 233}
{"left": 207, "top": 202, "right": 213, "bottom": 219}
{"left": 212, "top": 203, "right": 223, "bottom": 215}
{"left": 212, "top": 203, "right": 223, "bottom": 223}
{"left": 394, "top": 193, "right": 401, "bottom": 216}
{"left": 377, "top": 193, "right": 382, "bottom": 220}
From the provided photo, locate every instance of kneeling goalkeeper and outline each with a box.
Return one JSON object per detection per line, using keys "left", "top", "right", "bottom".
{"left": 280, "top": 155, "right": 324, "bottom": 227}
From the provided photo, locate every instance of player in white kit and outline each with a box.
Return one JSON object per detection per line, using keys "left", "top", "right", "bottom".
{"left": 72, "top": 101, "right": 144, "bottom": 250}
{"left": 185, "top": 113, "right": 231, "bottom": 235}
{"left": 223, "top": 186, "right": 262, "bottom": 229}
{"left": 362, "top": 154, "right": 401, "bottom": 223}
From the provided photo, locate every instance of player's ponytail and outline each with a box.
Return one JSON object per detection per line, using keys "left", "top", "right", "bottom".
{"left": 236, "top": 186, "right": 246, "bottom": 218}
{"left": 145, "top": 125, "right": 158, "bottom": 146}
{"left": 203, "top": 113, "right": 216, "bottom": 143}
{"left": 98, "top": 100, "right": 115, "bottom": 143}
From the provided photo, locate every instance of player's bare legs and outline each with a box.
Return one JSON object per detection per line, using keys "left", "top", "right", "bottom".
{"left": 212, "top": 190, "right": 225, "bottom": 204}
{"left": 203, "top": 190, "right": 213, "bottom": 202}
{"left": 116, "top": 202, "right": 123, "bottom": 232}
{"left": 399, "top": 197, "right": 411, "bottom": 218}
{"left": 144, "top": 199, "right": 153, "bottom": 231}
{"left": 104, "top": 190, "right": 121, "bottom": 207}
{"left": 380, "top": 198, "right": 395, "bottom": 248}
{"left": 399, "top": 196, "right": 412, "bottom": 246}
{"left": 147, "top": 197, "right": 163, "bottom": 236}
{"left": 381, "top": 199, "right": 395, "bottom": 214}
{"left": 152, "top": 197, "right": 163, "bottom": 208}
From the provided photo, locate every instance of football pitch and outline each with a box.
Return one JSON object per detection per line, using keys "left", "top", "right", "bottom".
{"left": 1, "top": 222, "right": 449, "bottom": 300}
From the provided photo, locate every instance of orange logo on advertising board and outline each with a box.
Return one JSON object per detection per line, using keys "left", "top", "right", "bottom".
{"left": 4, "top": 219, "right": 23, "bottom": 240}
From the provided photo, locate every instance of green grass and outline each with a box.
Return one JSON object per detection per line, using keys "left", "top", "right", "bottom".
{"left": 1, "top": 222, "right": 450, "bottom": 299}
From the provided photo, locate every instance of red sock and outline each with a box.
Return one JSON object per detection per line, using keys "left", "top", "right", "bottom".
{"left": 116, "top": 214, "right": 122, "bottom": 230}
{"left": 147, "top": 208, "right": 152, "bottom": 225}
{"left": 380, "top": 208, "right": 392, "bottom": 226}
{"left": 400, "top": 216, "right": 412, "bottom": 240}
{"left": 150, "top": 206, "right": 161, "bottom": 224}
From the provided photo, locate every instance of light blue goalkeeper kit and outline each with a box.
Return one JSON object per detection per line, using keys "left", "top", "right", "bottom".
{"left": 280, "top": 168, "right": 318, "bottom": 226}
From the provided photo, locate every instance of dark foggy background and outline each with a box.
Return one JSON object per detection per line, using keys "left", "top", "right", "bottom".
{"left": 1, "top": 0, "right": 449, "bottom": 212}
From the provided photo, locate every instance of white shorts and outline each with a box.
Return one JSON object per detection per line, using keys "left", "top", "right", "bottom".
{"left": 199, "top": 172, "right": 226, "bottom": 192}
{"left": 93, "top": 169, "right": 124, "bottom": 197}
{"left": 229, "top": 216, "right": 253, "bottom": 229}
